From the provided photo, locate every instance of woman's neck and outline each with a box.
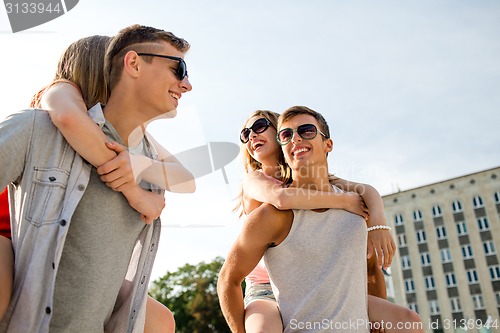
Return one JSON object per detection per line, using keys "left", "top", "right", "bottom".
{"left": 261, "top": 163, "right": 282, "bottom": 180}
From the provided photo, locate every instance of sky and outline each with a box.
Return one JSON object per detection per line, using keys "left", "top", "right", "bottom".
{"left": 1, "top": 0, "right": 499, "bottom": 282}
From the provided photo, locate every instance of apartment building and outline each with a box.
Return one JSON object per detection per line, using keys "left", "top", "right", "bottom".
{"left": 383, "top": 166, "right": 500, "bottom": 333}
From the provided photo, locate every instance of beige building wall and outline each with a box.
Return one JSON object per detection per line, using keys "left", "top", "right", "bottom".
{"left": 383, "top": 167, "right": 500, "bottom": 333}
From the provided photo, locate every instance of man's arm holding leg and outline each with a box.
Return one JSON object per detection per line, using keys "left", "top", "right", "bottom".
{"left": 217, "top": 204, "right": 292, "bottom": 333}
{"left": 367, "top": 254, "right": 387, "bottom": 299}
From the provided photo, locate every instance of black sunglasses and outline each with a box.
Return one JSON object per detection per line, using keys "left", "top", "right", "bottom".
{"left": 277, "top": 123, "right": 328, "bottom": 146}
{"left": 137, "top": 53, "right": 188, "bottom": 80}
{"left": 240, "top": 118, "right": 272, "bottom": 143}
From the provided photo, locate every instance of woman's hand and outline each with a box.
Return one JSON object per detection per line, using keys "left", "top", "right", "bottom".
{"left": 367, "top": 228, "right": 396, "bottom": 269}
{"left": 97, "top": 142, "right": 142, "bottom": 191}
{"left": 123, "top": 186, "right": 165, "bottom": 224}
{"left": 342, "top": 191, "right": 370, "bottom": 220}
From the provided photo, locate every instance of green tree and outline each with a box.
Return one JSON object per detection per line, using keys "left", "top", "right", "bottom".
{"left": 149, "top": 256, "right": 231, "bottom": 333}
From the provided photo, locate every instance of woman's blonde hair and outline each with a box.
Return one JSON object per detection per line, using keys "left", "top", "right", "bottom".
{"left": 32, "top": 35, "right": 111, "bottom": 109}
{"left": 235, "top": 110, "right": 290, "bottom": 216}
{"left": 54, "top": 35, "right": 111, "bottom": 109}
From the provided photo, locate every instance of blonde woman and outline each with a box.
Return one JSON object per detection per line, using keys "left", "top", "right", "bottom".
{"left": 237, "top": 110, "right": 422, "bottom": 333}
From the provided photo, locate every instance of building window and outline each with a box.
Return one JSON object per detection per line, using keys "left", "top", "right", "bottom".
{"left": 461, "top": 245, "right": 473, "bottom": 259}
{"left": 450, "top": 297, "right": 461, "bottom": 312}
{"left": 432, "top": 204, "right": 442, "bottom": 217}
{"left": 425, "top": 276, "right": 436, "bottom": 290}
{"left": 421, "top": 252, "right": 431, "bottom": 266}
{"left": 441, "top": 248, "right": 452, "bottom": 263}
{"left": 429, "top": 300, "right": 440, "bottom": 315}
{"left": 436, "top": 226, "right": 447, "bottom": 240}
{"left": 484, "top": 241, "right": 496, "bottom": 256}
{"left": 408, "top": 303, "right": 418, "bottom": 313}
{"left": 495, "top": 191, "right": 500, "bottom": 204}
{"left": 416, "top": 230, "right": 426, "bottom": 244}
{"left": 401, "top": 255, "right": 411, "bottom": 270}
{"left": 472, "top": 294, "right": 485, "bottom": 310}
{"left": 496, "top": 292, "right": 500, "bottom": 307}
{"left": 405, "top": 279, "right": 415, "bottom": 293}
{"left": 489, "top": 266, "right": 500, "bottom": 281}
{"left": 452, "top": 200, "right": 463, "bottom": 213}
{"left": 477, "top": 217, "right": 489, "bottom": 231}
{"left": 397, "top": 234, "right": 407, "bottom": 247}
{"left": 445, "top": 272, "right": 457, "bottom": 287}
{"left": 413, "top": 209, "right": 423, "bottom": 222}
{"left": 456, "top": 221, "right": 468, "bottom": 236}
{"left": 395, "top": 214, "right": 404, "bottom": 226}
{"left": 473, "top": 195, "right": 484, "bottom": 209}
{"left": 467, "top": 269, "right": 479, "bottom": 284}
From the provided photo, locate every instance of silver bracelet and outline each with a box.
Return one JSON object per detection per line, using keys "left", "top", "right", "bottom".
{"left": 367, "top": 225, "right": 392, "bottom": 232}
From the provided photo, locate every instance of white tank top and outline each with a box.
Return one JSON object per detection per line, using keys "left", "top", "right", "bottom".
{"left": 264, "top": 206, "right": 369, "bottom": 333}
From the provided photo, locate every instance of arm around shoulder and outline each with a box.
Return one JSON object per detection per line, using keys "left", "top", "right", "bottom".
{"left": 40, "top": 82, "right": 87, "bottom": 130}
{"left": 141, "top": 134, "right": 196, "bottom": 193}
{"left": 40, "top": 82, "right": 116, "bottom": 167}
{"left": 244, "top": 171, "right": 364, "bottom": 211}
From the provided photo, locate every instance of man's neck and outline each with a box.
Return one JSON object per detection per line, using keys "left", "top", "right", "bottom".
{"left": 103, "top": 91, "right": 148, "bottom": 147}
{"left": 291, "top": 164, "right": 331, "bottom": 191}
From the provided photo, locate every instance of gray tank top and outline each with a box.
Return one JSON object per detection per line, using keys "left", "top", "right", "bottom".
{"left": 264, "top": 205, "right": 369, "bottom": 333}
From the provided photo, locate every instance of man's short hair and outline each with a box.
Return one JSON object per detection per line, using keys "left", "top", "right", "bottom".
{"left": 104, "top": 24, "right": 190, "bottom": 94}
{"left": 278, "top": 106, "right": 330, "bottom": 139}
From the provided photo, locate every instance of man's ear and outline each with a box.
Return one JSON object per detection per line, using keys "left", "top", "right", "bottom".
{"left": 123, "top": 51, "right": 141, "bottom": 78}
{"left": 324, "top": 138, "right": 334, "bottom": 153}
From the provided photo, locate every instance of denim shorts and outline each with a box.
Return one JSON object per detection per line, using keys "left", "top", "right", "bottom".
{"left": 244, "top": 282, "right": 276, "bottom": 307}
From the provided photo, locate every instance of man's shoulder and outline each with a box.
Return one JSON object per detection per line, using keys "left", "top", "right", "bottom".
{"left": 6, "top": 108, "right": 40, "bottom": 117}
{"left": 255, "top": 203, "right": 293, "bottom": 220}
{"left": 10, "top": 108, "right": 51, "bottom": 119}
{"left": 1, "top": 108, "right": 51, "bottom": 129}
{"left": 250, "top": 204, "right": 294, "bottom": 233}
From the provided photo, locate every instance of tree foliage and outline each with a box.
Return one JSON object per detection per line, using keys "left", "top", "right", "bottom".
{"left": 149, "top": 256, "right": 230, "bottom": 333}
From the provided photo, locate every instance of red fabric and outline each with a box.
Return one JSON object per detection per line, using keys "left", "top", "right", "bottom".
{"left": 0, "top": 187, "right": 11, "bottom": 239}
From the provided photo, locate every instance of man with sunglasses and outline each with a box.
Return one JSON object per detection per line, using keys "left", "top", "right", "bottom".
{"left": 0, "top": 25, "right": 191, "bottom": 333}
{"left": 219, "top": 106, "right": 371, "bottom": 333}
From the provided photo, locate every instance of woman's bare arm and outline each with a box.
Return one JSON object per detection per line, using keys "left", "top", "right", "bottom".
{"left": 331, "top": 178, "right": 385, "bottom": 227}
{"left": 143, "top": 134, "right": 196, "bottom": 193}
{"left": 41, "top": 82, "right": 116, "bottom": 167}
{"left": 41, "top": 82, "right": 164, "bottom": 223}
{"left": 243, "top": 171, "right": 368, "bottom": 218}
{"left": 332, "top": 177, "right": 396, "bottom": 269}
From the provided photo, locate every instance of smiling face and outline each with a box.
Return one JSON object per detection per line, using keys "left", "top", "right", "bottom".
{"left": 244, "top": 116, "right": 280, "bottom": 167}
{"left": 279, "top": 114, "right": 333, "bottom": 173}
{"left": 136, "top": 41, "right": 192, "bottom": 118}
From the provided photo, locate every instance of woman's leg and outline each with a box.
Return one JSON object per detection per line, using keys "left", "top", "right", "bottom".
{"left": 0, "top": 236, "right": 13, "bottom": 320}
{"left": 245, "top": 299, "right": 282, "bottom": 333}
{"left": 368, "top": 295, "right": 424, "bottom": 333}
{"left": 144, "top": 296, "right": 175, "bottom": 333}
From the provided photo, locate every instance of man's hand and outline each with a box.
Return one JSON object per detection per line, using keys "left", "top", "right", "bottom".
{"left": 370, "top": 321, "right": 385, "bottom": 333}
